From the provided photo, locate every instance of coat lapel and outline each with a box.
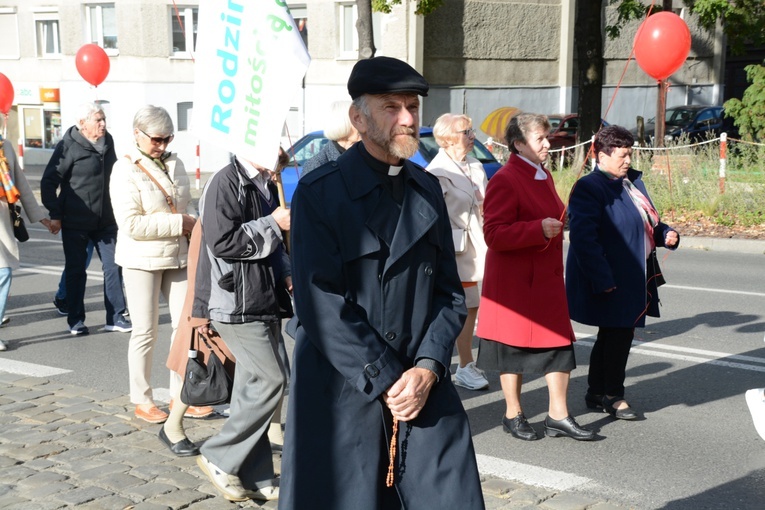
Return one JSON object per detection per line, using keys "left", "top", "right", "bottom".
{"left": 385, "top": 165, "right": 437, "bottom": 271}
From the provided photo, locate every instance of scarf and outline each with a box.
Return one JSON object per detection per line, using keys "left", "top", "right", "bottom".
{"left": 622, "top": 178, "right": 660, "bottom": 250}
{"left": 0, "top": 139, "right": 20, "bottom": 204}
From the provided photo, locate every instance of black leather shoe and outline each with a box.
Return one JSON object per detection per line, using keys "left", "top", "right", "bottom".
{"left": 602, "top": 396, "right": 639, "bottom": 420}
{"left": 544, "top": 415, "right": 596, "bottom": 441}
{"left": 585, "top": 392, "right": 603, "bottom": 410}
{"left": 158, "top": 427, "right": 200, "bottom": 457}
{"left": 502, "top": 412, "right": 540, "bottom": 441}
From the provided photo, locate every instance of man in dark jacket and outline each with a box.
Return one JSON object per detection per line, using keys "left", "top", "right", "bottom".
{"left": 40, "top": 102, "right": 130, "bottom": 335}
{"left": 193, "top": 155, "right": 290, "bottom": 503}
{"left": 280, "top": 57, "right": 484, "bottom": 510}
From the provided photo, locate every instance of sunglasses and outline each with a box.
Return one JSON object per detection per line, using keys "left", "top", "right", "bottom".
{"left": 139, "top": 129, "right": 174, "bottom": 146}
{"left": 456, "top": 128, "right": 476, "bottom": 137}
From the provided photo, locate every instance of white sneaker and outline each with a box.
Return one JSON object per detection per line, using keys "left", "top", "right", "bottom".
{"left": 196, "top": 455, "right": 249, "bottom": 501}
{"left": 250, "top": 484, "right": 279, "bottom": 501}
{"left": 69, "top": 321, "right": 89, "bottom": 336}
{"left": 745, "top": 388, "right": 765, "bottom": 441}
{"left": 454, "top": 362, "right": 489, "bottom": 390}
{"left": 0, "top": 339, "right": 6, "bottom": 351}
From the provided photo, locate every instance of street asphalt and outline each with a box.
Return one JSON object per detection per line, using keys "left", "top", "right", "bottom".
{"left": 5, "top": 164, "right": 763, "bottom": 508}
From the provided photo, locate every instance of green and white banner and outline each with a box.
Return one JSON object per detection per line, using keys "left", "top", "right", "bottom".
{"left": 193, "top": 0, "right": 310, "bottom": 169}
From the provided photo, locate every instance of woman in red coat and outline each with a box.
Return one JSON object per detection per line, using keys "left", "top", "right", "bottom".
{"left": 476, "top": 113, "right": 594, "bottom": 441}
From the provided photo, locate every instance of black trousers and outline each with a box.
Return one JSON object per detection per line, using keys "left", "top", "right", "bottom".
{"left": 587, "top": 327, "right": 635, "bottom": 397}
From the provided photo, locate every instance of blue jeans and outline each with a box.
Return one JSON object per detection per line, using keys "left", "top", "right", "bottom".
{"left": 56, "top": 241, "right": 94, "bottom": 300}
{"left": 0, "top": 267, "right": 11, "bottom": 321}
{"left": 62, "top": 226, "right": 127, "bottom": 328}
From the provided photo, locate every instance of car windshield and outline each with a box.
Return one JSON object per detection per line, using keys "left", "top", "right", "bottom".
{"left": 419, "top": 133, "right": 496, "bottom": 163}
{"left": 548, "top": 117, "right": 563, "bottom": 130}
{"left": 288, "top": 134, "right": 329, "bottom": 166}
{"left": 666, "top": 108, "right": 696, "bottom": 127}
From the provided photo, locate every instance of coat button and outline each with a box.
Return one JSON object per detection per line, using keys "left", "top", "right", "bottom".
{"left": 364, "top": 364, "right": 380, "bottom": 378}
{"left": 378, "top": 274, "right": 382, "bottom": 281}
{"left": 385, "top": 331, "right": 396, "bottom": 341}
{"left": 424, "top": 266, "right": 433, "bottom": 276}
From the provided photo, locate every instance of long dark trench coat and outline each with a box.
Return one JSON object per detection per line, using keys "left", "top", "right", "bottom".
{"left": 279, "top": 144, "right": 485, "bottom": 510}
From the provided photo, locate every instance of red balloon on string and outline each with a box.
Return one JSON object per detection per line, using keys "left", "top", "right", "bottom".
{"left": 75, "top": 44, "right": 110, "bottom": 87}
{"left": 633, "top": 12, "right": 691, "bottom": 81}
{"left": 0, "top": 72, "right": 13, "bottom": 115}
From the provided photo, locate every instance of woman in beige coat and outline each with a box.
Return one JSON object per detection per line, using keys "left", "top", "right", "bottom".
{"left": 426, "top": 113, "right": 489, "bottom": 390}
{"left": 0, "top": 139, "right": 54, "bottom": 351}
{"left": 110, "top": 105, "right": 199, "bottom": 425}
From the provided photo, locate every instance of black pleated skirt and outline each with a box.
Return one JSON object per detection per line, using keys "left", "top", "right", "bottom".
{"left": 476, "top": 338, "right": 576, "bottom": 374}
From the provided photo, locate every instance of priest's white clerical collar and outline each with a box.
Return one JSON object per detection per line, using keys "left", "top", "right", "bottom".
{"left": 388, "top": 165, "right": 403, "bottom": 176}
{"left": 517, "top": 154, "right": 547, "bottom": 180}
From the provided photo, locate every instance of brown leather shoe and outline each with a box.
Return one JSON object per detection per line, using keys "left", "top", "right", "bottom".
{"left": 169, "top": 399, "right": 215, "bottom": 419}
{"left": 135, "top": 405, "right": 168, "bottom": 424}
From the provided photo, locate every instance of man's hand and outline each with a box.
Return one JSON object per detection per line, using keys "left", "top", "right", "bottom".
{"left": 383, "top": 367, "right": 437, "bottom": 422}
{"left": 47, "top": 219, "right": 61, "bottom": 235}
{"left": 284, "top": 275, "right": 293, "bottom": 294}
{"left": 271, "top": 207, "right": 290, "bottom": 231}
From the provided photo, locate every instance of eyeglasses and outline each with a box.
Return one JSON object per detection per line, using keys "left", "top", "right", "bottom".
{"left": 139, "top": 129, "right": 174, "bottom": 146}
{"left": 456, "top": 128, "right": 476, "bottom": 137}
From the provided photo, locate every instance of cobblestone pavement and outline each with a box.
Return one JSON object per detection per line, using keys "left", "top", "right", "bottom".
{"left": 0, "top": 372, "right": 629, "bottom": 509}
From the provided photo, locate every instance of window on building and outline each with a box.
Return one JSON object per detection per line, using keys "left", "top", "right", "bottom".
{"left": 171, "top": 6, "right": 197, "bottom": 57}
{"left": 35, "top": 13, "right": 61, "bottom": 57}
{"left": 337, "top": 3, "right": 382, "bottom": 59}
{"left": 291, "top": 6, "right": 308, "bottom": 50}
{"left": 85, "top": 4, "right": 118, "bottom": 55}
{"left": 177, "top": 102, "right": 193, "bottom": 131}
{"left": 0, "top": 8, "right": 20, "bottom": 59}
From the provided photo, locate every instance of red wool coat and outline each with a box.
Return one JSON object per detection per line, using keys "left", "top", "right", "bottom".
{"left": 476, "top": 155, "right": 575, "bottom": 348}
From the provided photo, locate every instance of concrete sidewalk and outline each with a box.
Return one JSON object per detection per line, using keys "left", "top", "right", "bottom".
{"left": 0, "top": 372, "right": 627, "bottom": 510}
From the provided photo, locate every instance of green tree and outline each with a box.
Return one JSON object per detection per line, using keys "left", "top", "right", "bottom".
{"left": 723, "top": 64, "right": 765, "bottom": 141}
{"left": 576, "top": 0, "right": 765, "bottom": 145}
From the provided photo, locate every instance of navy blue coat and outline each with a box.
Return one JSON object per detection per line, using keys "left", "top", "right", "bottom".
{"left": 280, "top": 144, "right": 484, "bottom": 510}
{"left": 566, "top": 167, "right": 678, "bottom": 328}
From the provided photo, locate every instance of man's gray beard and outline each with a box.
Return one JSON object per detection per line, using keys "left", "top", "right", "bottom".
{"left": 367, "top": 116, "right": 419, "bottom": 160}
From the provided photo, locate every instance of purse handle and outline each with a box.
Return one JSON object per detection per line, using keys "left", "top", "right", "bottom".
{"left": 124, "top": 155, "right": 177, "bottom": 214}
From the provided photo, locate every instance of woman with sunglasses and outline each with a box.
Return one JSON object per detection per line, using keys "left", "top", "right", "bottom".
{"left": 110, "top": 106, "right": 204, "bottom": 442}
{"left": 425, "top": 113, "right": 489, "bottom": 391}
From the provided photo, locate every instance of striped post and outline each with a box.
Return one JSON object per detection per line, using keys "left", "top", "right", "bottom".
{"left": 718, "top": 132, "right": 727, "bottom": 194}
{"left": 195, "top": 143, "right": 201, "bottom": 190}
{"left": 17, "top": 138, "right": 24, "bottom": 170}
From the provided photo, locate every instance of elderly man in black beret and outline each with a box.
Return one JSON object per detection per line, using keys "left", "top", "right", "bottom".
{"left": 279, "top": 57, "right": 485, "bottom": 510}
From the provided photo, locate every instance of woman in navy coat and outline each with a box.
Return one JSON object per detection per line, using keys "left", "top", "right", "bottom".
{"left": 566, "top": 125, "right": 679, "bottom": 420}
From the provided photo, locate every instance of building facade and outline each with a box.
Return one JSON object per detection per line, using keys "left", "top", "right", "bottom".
{"left": 0, "top": 0, "right": 735, "bottom": 169}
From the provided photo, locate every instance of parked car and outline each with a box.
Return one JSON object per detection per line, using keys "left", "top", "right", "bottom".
{"left": 631, "top": 105, "right": 736, "bottom": 145}
{"left": 547, "top": 114, "right": 610, "bottom": 151}
{"left": 281, "top": 127, "right": 502, "bottom": 205}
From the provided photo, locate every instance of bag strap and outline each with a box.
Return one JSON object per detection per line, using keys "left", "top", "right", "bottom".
{"left": 124, "top": 155, "right": 177, "bottom": 213}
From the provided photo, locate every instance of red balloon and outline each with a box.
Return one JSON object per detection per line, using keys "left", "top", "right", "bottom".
{"left": 75, "top": 44, "right": 110, "bottom": 87}
{"left": 633, "top": 12, "right": 691, "bottom": 81}
{"left": 0, "top": 73, "right": 13, "bottom": 115}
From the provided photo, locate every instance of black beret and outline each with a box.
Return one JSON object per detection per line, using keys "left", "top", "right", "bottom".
{"left": 347, "top": 57, "right": 429, "bottom": 99}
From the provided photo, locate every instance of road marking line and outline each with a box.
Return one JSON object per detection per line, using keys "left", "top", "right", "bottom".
{"left": 575, "top": 332, "right": 765, "bottom": 365}
{"left": 576, "top": 338, "right": 765, "bottom": 373}
{"left": 18, "top": 263, "right": 104, "bottom": 281}
{"left": 0, "top": 359, "right": 72, "bottom": 377}
{"left": 476, "top": 454, "right": 594, "bottom": 491}
{"left": 664, "top": 284, "right": 765, "bottom": 298}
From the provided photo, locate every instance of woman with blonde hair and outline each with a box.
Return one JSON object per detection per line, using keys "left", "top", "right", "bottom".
{"left": 111, "top": 105, "right": 205, "bottom": 428}
{"left": 426, "top": 113, "right": 489, "bottom": 390}
{"left": 301, "top": 100, "right": 360, "bottom": 177}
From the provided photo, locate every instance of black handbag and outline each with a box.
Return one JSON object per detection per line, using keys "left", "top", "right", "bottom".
{"left": 9, "top": 204, "right": 28, "bottom": 242}
{"left": 180, "top": 328, "right": 233, "bottom": 406}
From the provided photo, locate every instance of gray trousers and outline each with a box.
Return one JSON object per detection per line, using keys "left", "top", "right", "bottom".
{"left": 201, "top": 320, "right": 286, "bottom": 489}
